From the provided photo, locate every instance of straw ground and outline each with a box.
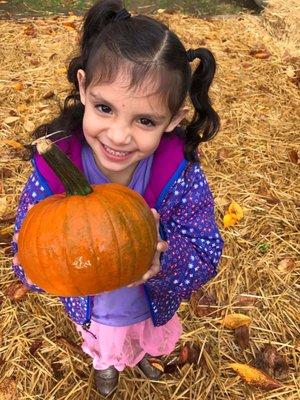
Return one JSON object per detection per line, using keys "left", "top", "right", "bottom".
{"left": 0, "top": 0, "right": 299, "bottom": 398}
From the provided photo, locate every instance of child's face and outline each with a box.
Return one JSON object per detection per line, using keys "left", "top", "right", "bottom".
{"left": 77, "top": 70, "right": 187, "bottom": 185}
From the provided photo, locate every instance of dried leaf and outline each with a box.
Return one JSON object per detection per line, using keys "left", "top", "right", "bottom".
{"left": 29, "top": 339, "right": 43, "bottom": 356}
{"left": 179, "top": 345, "right": 189, "bottom": 364}
{"left": 24, "top": 24, "right": 37, "bottom": 37}
{"left": 0, "top": 197, "right": 7, "bottom": 219}
{"left": 56, "top": 336, "right": 83, "bottom": 354}
{"left": 228, "top": 201, "right": 244, "bottom": 221}
{"left": 288, "top": 150, "right": 299, "bottom": 164}
{"left": 254, "top": 52, "right": 271, "bottom": 59}
{"left": 0, "top": 377, "right": 18, "bottom": 400}
{"left": 216, "top": 147, "right": 231, "bottom": 164}
{"left": 23, "top": 121, "right": 35, "bottom": 133}
{"left": 12, "top": 82, "right": 24, "bottom": 91}
{"left": 3, "top": 116, "right": 19, "bottom": 125}
{"left": 256, "top": 344, "right": 289, "bottom": 379}
{"left": 5, "top": 282, "right": 29, "bottom": 301}
{"left": 1, "top": 212, "right": 16, "bottom": 223}
{"left": 221, "top": 314, "right": 252, "bottom": 329}
{"left": 228, "top": 362, "right": 282, "bottom": 390}
{"left": 51, "top": 360, "right": 64, "bottom": 380}
{"left": 3, "top": 139, "right": 24, "bottom": 149}
{"left": 235, "top": 325, "right": 250, "bottom": 349}
{"left": 190, "top": 290, "right": 217, "bottom": 317}
{"left": 43, "top": 90, "right": 55, "bottom": 99}
{"left": 277, "top": 258, "right": 296, "bottom": 273}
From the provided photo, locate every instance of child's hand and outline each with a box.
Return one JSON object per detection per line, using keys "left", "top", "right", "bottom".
{"left": 127, "top": 209, "right": 168, "bottom": 287}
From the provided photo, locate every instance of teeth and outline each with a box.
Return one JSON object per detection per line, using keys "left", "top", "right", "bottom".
{"left": 104, "top": 144, "right": 129, "bottom": 157}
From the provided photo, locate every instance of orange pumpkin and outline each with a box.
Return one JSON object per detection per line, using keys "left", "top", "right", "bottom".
{"left": 18, "top": 139, "right": 157, "bottom": 296}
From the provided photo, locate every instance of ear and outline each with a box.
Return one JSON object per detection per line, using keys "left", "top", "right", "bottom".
{"left": 77, "top": 69, "right": 86, "bottom": 105}
{"left": 164, "top": 106, "right": 190, "bottom": 132}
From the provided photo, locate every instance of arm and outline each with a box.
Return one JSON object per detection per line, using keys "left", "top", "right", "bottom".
{"left": 12, "top": 169, "right": 51, "bottom": 292}
{"left": 146, "top": 162, "right": 223, "bottom": 301}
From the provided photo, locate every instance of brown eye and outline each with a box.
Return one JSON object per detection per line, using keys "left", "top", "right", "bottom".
{"left": 139, "top": 118, "right": 155, "bottom": 127}
{"left": 97, "top": 104, "right": 112, "bottom": 114}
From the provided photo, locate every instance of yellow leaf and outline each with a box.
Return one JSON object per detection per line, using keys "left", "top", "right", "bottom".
{"left": 228, "top": 201, "right": 243, "bottom": 221}
{"left": 12, "top": 82, "right": 24, "bottom": 91}
{"left": 221, "top": 314, "right": 252, "bottom": 329}
{"left": 3, "top": 139, "right": 24, "bottom": 149}
{"left": 23, "top": 121, "right": 35, "bottom": 133}
{"left": 223, "top": 213, "right": 237, "bottom": 228}
{"left": 3, "top": 116, "right": 19, "bottom": 125}
{"left": 228, "top": 363, "right": 282, "bottom": 390}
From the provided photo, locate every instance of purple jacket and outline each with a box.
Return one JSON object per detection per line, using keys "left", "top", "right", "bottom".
{"left": 12, "top": 128, "right": 223, "bottom": 328}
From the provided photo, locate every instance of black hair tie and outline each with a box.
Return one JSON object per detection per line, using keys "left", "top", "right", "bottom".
{"left": 114, "top": 8, "right": 131, "bottom": 21}
{"left": 186, "top": 49, "right": 198, "bottom": 62}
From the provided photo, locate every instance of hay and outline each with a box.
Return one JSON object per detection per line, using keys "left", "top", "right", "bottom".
{"left": 0, "top": 1, "right": 299, "bottom": 399}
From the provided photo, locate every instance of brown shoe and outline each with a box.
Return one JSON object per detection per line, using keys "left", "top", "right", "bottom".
{"left": 138, "top": 354, "right": 163, "bottom": 380}
{"left": 93, "top": 366, "right": 119, "bottom": 397}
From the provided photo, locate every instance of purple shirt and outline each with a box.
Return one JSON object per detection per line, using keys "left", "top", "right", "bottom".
{"left": 81, "top": 144, "right": 153, "bottom": 326}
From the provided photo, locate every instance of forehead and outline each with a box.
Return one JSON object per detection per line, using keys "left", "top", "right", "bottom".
{"left": 89, "top": 70, "right": 168, "bottom": 109}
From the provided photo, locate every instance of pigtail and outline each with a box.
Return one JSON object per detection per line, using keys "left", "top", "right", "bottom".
{"left": 185, "top": 48, "right": 220, "bottom": 161}
{"left": 33, "top": 1, "right": 124, "bottom": 140}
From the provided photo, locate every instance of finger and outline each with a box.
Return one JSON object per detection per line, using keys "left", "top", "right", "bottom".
{"left": 157, "top": 240, "right": 168, "bottom": 252}
{"left": 13, "top": 254, "right": 19, "bottom": 265}
{"left": 13, "top": 232, "right": 19, "bottom": 242}
{"left": 142, "top": 264, "right": 160, "bottom": 281}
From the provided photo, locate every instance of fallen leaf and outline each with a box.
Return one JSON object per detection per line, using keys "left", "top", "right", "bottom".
{"left": 228, "top": 362, "right": 282, "bottom": 390}
{"left": 0, "top": 377, "right": 18, "bottom": 400}
{"left": 277, "top": 258, "right": 296, "bottom": 273}
{"left": 235, "top": 325, "right": 250, "bottom": 349}
{"left": 43, "top": 90, "right": 55, "bottom": 99}
{"left": 0, "top": 212, "right": 16, "bottom": 223}
{"left": 5, "top": 282, "right": 29, "bottom": 301}
{"left": 3, "top": 116, "right": 19, "bottom": 125}
{"left": 288, "top": 150, "right": 299, "bottom": 164}
{"left": 256, "top": 344, "right": 289, "bottom": 379}
{"left": 56, "top": 336, "right": 83, "bottom": 354}
{"left": 29, "top": 339, "right": 43, "bottom": 356}
{"left": 190, "top": 290, "right": 217, "bottom": 317}
{"left": 216, "top": 147, "right": 230, "bottom": 163}
{"left": 0, "top": 197, "right": 7, "bottom": 219}
{"left": 51, "top": 360, "right": 64, "bottom": 380}
{"left": 228, "top": 201, "right": 243, "bottom": 221}
{"left": 3, "top": 139, "right": 24, "bottom": 149}
{"left": 23, "top": 121, "right": 35, "bottom": 133}
{"left": 157, "top": 9, "right": 166, "bottom": 13}
{"left": 221, "top": 314, "right": 252, "bottom": 329}
{"left": 12, "top": 82, "right": 24, "bottom": 91}
{"left": 24, "top": 24, "right": 37, "bottom": 37}
{"left": 223, "top": 213, "right": 237, "bottom": 228}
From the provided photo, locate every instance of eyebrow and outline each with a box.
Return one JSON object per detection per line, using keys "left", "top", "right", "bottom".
{"left": 89, "top": 91, "right": 167, "bottom": 121}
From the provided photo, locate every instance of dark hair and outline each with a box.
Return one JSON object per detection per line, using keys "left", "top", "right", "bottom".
{"left": 34, "top": 0, "right": 220, "bottom": 161}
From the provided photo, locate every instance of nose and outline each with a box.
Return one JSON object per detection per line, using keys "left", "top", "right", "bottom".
{"left": 107, "top": 121, "right": 131, "bottom": 146}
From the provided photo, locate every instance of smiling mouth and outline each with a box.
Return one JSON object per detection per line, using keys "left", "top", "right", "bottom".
{"left": 102, "top": 143, "right": 132, "bottom": 157}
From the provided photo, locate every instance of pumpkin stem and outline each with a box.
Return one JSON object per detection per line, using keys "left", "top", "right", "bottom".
{"left": 36, "top": 138, "right": 93, "bottom": 196}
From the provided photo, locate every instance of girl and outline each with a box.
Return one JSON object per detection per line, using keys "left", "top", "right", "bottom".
{"left": 12, "top": 0, "right": 224, "bottom": 396}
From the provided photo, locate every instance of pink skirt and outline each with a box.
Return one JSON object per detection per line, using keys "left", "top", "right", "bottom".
{"left": 75, "top": 314, "right": 182, "bottom": 371}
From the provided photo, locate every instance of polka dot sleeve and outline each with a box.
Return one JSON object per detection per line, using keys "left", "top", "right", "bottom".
{"left": 145, "top": 162, "right": 224, "bottom": 326}
{"left": 12, "top": 170, "right": 50, "bottom": 292}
